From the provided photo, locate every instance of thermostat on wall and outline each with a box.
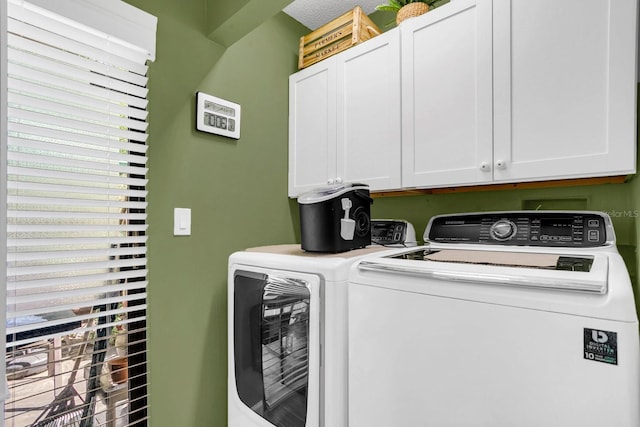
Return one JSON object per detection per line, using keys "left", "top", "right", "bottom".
{"left": 196, "top": 92, "right": 241, "bottom": 139}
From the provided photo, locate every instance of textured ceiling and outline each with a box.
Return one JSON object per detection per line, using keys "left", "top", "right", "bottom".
{"left": 283, "top": 0, "right": 382, "bottom": 30}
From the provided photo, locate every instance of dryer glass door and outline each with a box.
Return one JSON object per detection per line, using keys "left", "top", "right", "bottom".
{"left": 234, "top": 271, "right": 314, "bottom": 427}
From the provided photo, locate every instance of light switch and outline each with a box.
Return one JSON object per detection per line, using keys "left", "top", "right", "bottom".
{"left": 174, "top": 208, "right": 191, "bottom": 236}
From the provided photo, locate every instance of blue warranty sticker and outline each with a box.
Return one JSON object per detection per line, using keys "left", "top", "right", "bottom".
{"left": 584, "top": 328, "right": 618, "bottom": 365}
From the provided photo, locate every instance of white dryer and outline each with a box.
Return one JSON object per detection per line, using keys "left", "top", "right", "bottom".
{"left": 347, "top": 211, "right": 640, "bottom": 427}
{"left": 228, "top": 244, "right": 391, "bottom": 427}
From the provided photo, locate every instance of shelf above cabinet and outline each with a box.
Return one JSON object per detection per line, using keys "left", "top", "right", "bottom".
{"left": 371, "top": 175, "right": 629, "bottom": 198}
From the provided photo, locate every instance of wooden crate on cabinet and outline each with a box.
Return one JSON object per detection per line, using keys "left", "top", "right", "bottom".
{"left": 298, "top": 6, "right": 381, "bottom": 69}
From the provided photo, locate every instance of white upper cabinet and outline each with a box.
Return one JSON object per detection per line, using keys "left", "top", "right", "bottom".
{"left": 401, "top": 0, "right": 493, "bottom": 188}
{"left": 290, "top": 0, "right": 637, "bottom": 194}
{"left": 337, "top": 29, "right": 402, "bottom": 193}
{"left": 289, "top": 60, "right": 337, "bottom": 196}
{"left": 402, "top": 0, "right": 637, "bottom": 189}
{"left": 492, "top": 0, "right": 637, "bottom": 182}
{"left": 289, "top": 29, "right": 401, "bottom": 197}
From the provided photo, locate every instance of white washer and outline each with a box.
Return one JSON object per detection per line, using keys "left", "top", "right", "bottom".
{"left": 228, "top": 244, "right": 392, "bottom": 427}
{"left": 347, "top": 211, "right": 640, "bottom": 427}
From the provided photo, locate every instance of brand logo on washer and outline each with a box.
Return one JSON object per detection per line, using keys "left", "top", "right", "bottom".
{"left": 584, "top": 328, "right": 618, "bottom": 365}
{"left": 591, "top": 330, "right": 609, "bottom": 344}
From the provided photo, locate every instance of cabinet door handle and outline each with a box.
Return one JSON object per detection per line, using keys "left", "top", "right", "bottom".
{"left": 495, "top": 160, "right": 507, "bottom": 170}
{"left": 327, "top": 178, "right": 335, "bottom": 184}
{"left": 335, "top": 177, "right": 343, "bottom": 184}
{"left": 479, "top": 162, "right": 491, "bottom": 172}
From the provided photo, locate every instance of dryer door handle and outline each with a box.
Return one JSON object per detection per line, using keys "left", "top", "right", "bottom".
{"left": 357, "top": 261, "right": 607, "bottom": 294}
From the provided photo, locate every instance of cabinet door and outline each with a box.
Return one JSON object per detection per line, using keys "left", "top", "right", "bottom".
{"left": 288, "top": 60, "right": 337, "bottom": 197}
{"left": 401, "top": 0, "right": 493, "bottom": 188}
{"left": 337, "top": 29, "right": 402, "bottom": 191}
{"left": 493, "top": 0, "right": 637, "bottom": 182}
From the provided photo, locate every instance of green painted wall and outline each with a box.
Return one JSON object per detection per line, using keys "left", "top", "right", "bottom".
{"left": 123, "top": 0, "right": 306, "bottom": 425}
{"left": 122, "top": 1, "right": 639, "bottom": 424}
{"left": 206, "top": 0, "right": 250, "bottom": 32}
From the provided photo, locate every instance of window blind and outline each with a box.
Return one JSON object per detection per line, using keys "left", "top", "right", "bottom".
{"left": 4, "top": 1, "right": 156, "bottom": 426}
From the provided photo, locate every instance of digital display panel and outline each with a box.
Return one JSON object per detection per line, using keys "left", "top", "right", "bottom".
{"left": 204, "top": 99, "right": 236, "bottom": 117}
{"left": 540, "top": 218, "right": 573, "bottom": 236}
{"left": 196, "top": 92, "right": 241, "bottom": 139}
{"left": 371, "top": 223, "right": 389, "bottom": 239}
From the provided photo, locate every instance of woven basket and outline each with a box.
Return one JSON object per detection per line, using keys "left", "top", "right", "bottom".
{"left": 396, "top": 2, "right": 429, "bottom": 25}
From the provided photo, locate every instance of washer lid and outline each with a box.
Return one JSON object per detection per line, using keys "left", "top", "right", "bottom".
{"left": 298, "top": 183, "right": 369, "bottom": 204}
{"left": 359, "top": 249, "right": 609, "bottom": 294}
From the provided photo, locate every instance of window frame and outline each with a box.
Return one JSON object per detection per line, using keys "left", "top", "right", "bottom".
{"left": 2, "top": 1, "right": 156, "bottom": 425}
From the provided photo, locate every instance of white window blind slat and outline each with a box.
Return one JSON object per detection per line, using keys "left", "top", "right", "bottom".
{"left": 8, "top": 122, "right": 149, "bottom": 154}
{"left": 9, "top": 291, "right": 148, "bottom": 321}
{"left": 8, "top": 165, "right": 149, "bottom": 187}
{"left": 8, "top": 301, "right": 148, "bottom": 334}
{"left": 8, "top": 63, "right": 148, "bottom": 110}
{"left": 24, "top": 0, "right": 158, "bottom": 61}
{"left": 8, "top": 45, "right": 149, "bottom": 100}
{"left": 8, "top": 246, "right": 147, "bottom": 264}
{"left": 8, "top": 315, "right": 149, "bottom": 345}
{"left": 7, "top": 270, "right": 149, "bottom": 292}
{"left": 7, "top": 105, "right": 149, "bottom": 142}
{"left": 8, "top": 256, "right": 147, "bottom": 278}
{"left": 7, "top": 154, "right": 149, "bottom": 179}
{"left": 7, "top": 179, "right": 149, "bottom": 199}
{"left": 7, "top": 78, "right": 149, "bottom": 121}
{"left": 7, "top": 32, "right": 148, "bottom": 88}
{"left": 7, "top": 4, "right": 150, "bottom": 70}
{"left": 8, "top": 218, "right": 146, "bottom": 233}
{"left": 9, "top": 299, "right": 149, "bottom": 324}
{"left": 10, "top": 237, "right": 146, "bottom": 261}
{"left": 8, "top": 136, "right": 149, "bottom": 166}
{"left": 7, "top": 315, "right": 147, "bottom": 349}
{"left": 8, "top": 225, "right": 148, "bottom": 236}
{"left": 7, "top": 210, "right": 147, "bottom": 222}
{"left": 5, "top": 1, "right": 154, "bottom": 425}
{"left": 9, "top": 174, "right": 147, "bottom": 196}
{"left": 9, "top": 276, "right": 147, "bottom": 296}
{"left": 8, "top": 259, "right": 145, "bottom": 280}
{"left": 7, "top": 151, "right": 149, "bottom": 176}
{"left": 8, "top": 289, "right": 148, "bottom": 316}
{"left": 8, "top": 235, "right": 148, "bottom": 248}
{"left": 7, "top": 196, "right": 148, "bottom": 211}
{"left": 8, "top": 91, "right": 149, "bottom": 133}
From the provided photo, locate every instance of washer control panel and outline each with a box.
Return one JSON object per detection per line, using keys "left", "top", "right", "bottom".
{"left": 427, "top": 212, "right": 609, "bottom": 247}
{"left": 490, "top": 220, "right": 517, "bottom": 241}
{"left": 371, "top": 220, "right": 417, "bottom": 247}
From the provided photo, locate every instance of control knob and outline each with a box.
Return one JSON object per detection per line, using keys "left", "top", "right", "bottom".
{"left": 490, "top": 220, "right": 517, "bottom": 241}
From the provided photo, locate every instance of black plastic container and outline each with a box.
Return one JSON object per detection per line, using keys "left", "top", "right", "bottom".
{"left": 298, "top": 183, "right": 373, "bottom": 253}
